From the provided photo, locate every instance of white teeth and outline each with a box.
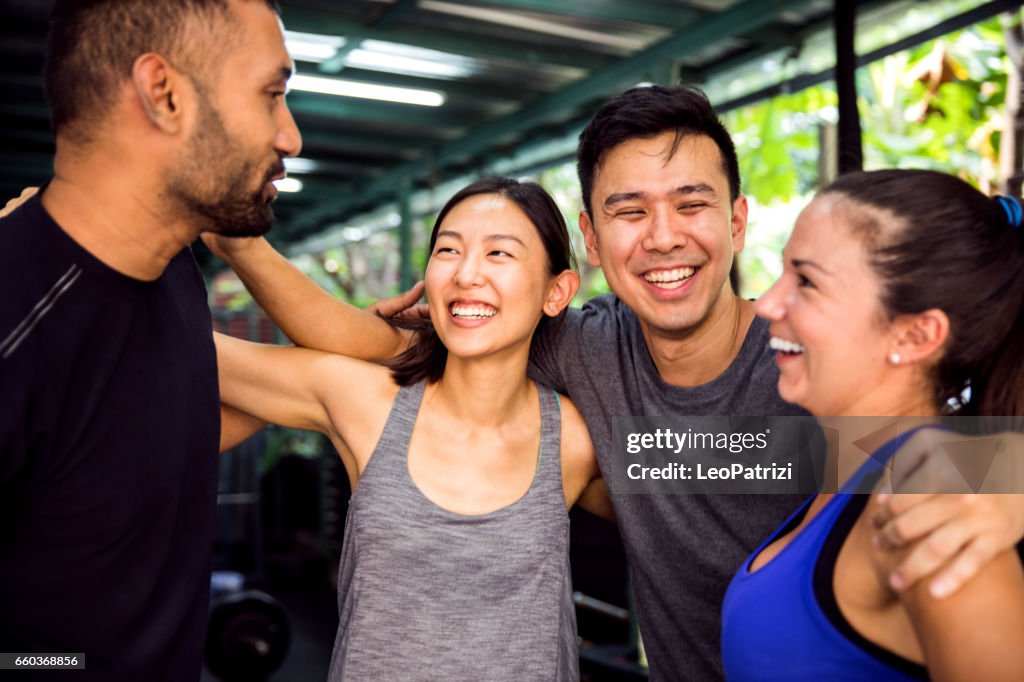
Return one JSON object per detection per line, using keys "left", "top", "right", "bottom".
{"left": 644, "top": 267, "right": 696, "bottom": 287}
{"left": 769, "top": 336, "right": 806, "bottom": 354}
{"left": 450, "top": 303, "right": 497, "bottom": 319}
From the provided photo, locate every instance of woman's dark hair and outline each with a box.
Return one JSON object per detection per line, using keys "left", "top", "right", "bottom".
{"left": 384, "top": 176, "right": 576, "bottom": 386}
{"left": 823, "top": 169, "right": 1024, "bottom": 416}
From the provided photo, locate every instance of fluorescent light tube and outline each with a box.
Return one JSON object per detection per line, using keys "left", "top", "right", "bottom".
{"left": 289, "top": 74, "right": 445, "bottom": 107}
{"left": 273, "top": 177, "right": 304, "bottom": 193}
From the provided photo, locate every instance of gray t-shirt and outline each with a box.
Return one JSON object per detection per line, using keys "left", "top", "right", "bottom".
{"left": 529, "top": 293, "right": 809, "bottom": 682}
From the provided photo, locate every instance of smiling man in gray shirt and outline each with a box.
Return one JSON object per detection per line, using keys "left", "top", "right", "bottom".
{"left": 523, "top": 86, "right": 808, "bottom": 680}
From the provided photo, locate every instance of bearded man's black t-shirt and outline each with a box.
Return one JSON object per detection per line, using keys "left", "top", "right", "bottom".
{"left": 0, "top": 192, "right": 220, "bottom": 681}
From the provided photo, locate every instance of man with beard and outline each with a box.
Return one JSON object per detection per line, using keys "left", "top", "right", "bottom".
{"left": 0, "top": 1, "right": 300, "bottom": 680}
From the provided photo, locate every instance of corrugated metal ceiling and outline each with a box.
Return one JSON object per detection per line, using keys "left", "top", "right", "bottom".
{"left": 0, "top": 0, "right": 998, "bottom": 246}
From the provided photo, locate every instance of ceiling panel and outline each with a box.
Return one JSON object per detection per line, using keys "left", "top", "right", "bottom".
{"left": 0, "top": 0, "right": 979, "bottom": 244}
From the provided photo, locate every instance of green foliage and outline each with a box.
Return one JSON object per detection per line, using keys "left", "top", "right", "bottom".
{"left": 860, "top": 18, "right": 1007, "bottom": 186}
{"left": 724, "top": 15, "right": 1011, "bottom": 298}
{"left": 537, "top": 163, "right": 611, "bottom": 303}
{"left": 725, "top": 86, "right": 838, "bottom": 206}
{"left": 411, "top": 214, "right": 434, "bottom": 275}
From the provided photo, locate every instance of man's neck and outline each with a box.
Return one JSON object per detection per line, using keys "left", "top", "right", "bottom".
{"left": 638, "top": 292, "right": 756, "bottom": 388}
{"left": 42, "top": 148, "right": 197, "bottom": 282}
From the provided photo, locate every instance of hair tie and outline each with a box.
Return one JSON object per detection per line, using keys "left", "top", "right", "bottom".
{"left": 995, "top": 195, "right": 1023, "bottom": 229}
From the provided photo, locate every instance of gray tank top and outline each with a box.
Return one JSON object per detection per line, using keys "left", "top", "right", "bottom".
{"left": 327, "top": 380, "right": 579, "bottom": 681}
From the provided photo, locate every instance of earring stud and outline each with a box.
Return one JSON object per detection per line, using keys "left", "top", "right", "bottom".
{"left": 889, "top": 352, "right": 901, "bottom": 365}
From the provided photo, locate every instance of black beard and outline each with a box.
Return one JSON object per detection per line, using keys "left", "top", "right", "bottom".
{"left": 180, "top": 161, "right": 279, "bottom": 238}
{"left": 167, "top": 92, "right": 283, "bottom": 238}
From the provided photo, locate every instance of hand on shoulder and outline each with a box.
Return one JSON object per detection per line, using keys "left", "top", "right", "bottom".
{"left": 557, "top": 394, "right": 606, "bottom": 515}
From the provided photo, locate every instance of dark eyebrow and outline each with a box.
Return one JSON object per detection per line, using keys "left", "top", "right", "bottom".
{"left": 486, "top": 234, "right": 526, "bottom": 247}
{"left": 435, "top": 231, "right": 526, "bottom": 247}
{"left": 603, "top": 183, "right": 717, "bottom": 209}
{"left": 671, "top": 183, "right": 716, "bottom": 197}
{"left": 603, "top": 191, "right": 646, "bottom": 208}
{"left": 791, "top": 258, "right": 832, "bottom": 276}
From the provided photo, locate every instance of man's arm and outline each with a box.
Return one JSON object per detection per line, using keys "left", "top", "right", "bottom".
{"left": 577, "top": 478, "right": 615, "bottom": 522}
{"left": 873, "top": 428, "right": 1024, "bottom": 597}
{"left": 558, "top": 393, "right": 614, "bottom": 521}
{"left": 889, "top": 540, "right": 1024, "bottom": 681}
{"left": 220, "top": 404, "right": 266, "bottom": 454}
{"left": 205, "top": 235, "right": 415, "bottom": 361}
{"left": 527, "top": 308, "right": 580, "bottom": 394}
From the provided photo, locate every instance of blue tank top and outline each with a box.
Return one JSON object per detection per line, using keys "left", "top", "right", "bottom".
{"left": 721, "top": 430, "right": 929, "bottom": 681}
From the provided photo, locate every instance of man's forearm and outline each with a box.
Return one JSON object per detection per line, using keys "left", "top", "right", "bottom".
{"left": 224, "top": 237, "right": 406, "bottom": 361}
{"left": 220, "top": 404, "right": 266, "bottom": 453}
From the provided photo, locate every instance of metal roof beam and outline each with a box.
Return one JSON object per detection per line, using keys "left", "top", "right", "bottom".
{"left": 0, "top": 129, "right": 54, "bottom": 146}
{"left": 714, "top": 0, "right": 1022, "bottom": 113}
{"left": 410, "top": 0, "right": 817, "bottom": 164}
{"left": 697, "top": 0, "right": 905, "bottom": 80}
{"left": 280, "top": 6, "right": 613, "bottom": 70}
{"left": 297, "top": 130, "right": 429, "bottom": 156}
{"left": 289, "top": 0, "right": 818, "bottom": 230}
{"left": 0, "top": 103, "right": 49, "bottom": 120}
{"left": 0, "top": 153, "right": 53, "bottom": 182}
{"left": 287, "top": 93, "right": 475, "bottom": 130}
{"left": 309, "top": 67, "right": 535, "bottom": 101}
{"left": 282, "top": 118, "right": 590, "bottom": 244}
{"left": 319, "top": 0, "right": 420, "bottom": 73}
{"left": 291, "top": 159, "right": 390, "bottom": 178}
{"left": 371, "top": 0, "right": 422, "bottom": 29}
{"left": 463, "top": 0, "right": 704, "bottom": 29}
{"left": 274, "top": 177, "right": 353, "bottom": 197}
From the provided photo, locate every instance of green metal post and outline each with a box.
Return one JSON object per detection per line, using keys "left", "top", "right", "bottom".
{"left": 398, "top": 176, "right": 413, "bottom": 291}
{"left": 653, "top": 60, "right": 678, "bottom": 86}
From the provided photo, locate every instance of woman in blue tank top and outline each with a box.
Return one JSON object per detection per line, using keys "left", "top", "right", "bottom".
{"left": 213, "top": 177, "right": 603, "bottom": 680}
{"left": 722, "top": 170, "right": 1024, "bottom": 681}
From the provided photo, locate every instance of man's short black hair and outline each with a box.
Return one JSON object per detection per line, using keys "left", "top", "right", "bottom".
{"left": 576, "top": 85, "right": 741, "bottom": 213}
{"left": 44, "top": 0, "right": 278, "bottom": 143}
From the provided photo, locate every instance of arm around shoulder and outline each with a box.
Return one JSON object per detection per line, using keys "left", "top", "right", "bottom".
{"left": 897, "top": 536, "right": 1024, "bottom": 681}
{"left": 215, "top": 331, "right": 393, "bottom": 440}
{"left": 214, "top": 236, "right": 410, "bottom": 360}
{"left": 219, "top": 403, "right": 266, "bottom": 454}
{"left": 558, "top": 394, "right": 611, "bottom": 519}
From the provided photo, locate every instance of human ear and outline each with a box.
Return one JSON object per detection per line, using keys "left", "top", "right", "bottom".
{"left": 730, "top": 194, "right": 749, "bottom": 253}
{"left": 578, "top": 210, "right": 602, "bottom": 267}
{"left": 543, "top": 270, "right": 580, "bottom": 317}
{"left": 890, "top": 309, "right": 950, "bottom": 365}
{"left": 131, "top": 53, "right": 187, "bottom": 134}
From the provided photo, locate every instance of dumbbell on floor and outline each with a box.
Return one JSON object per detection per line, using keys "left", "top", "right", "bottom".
{"left": 205, "top": 590, "right": 291, "bottom": 682}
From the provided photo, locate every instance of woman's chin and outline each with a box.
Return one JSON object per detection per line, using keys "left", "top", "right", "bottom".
{"left": 778, "top": 381, "right": 813, "bottom": 413}
{"left": 776, "top": 377, "right": 794, "bottom": 401}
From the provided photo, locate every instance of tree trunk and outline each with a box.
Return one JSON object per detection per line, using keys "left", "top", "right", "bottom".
{"left": 1001, "top": 10, "right": 1024, "bottom": 195}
